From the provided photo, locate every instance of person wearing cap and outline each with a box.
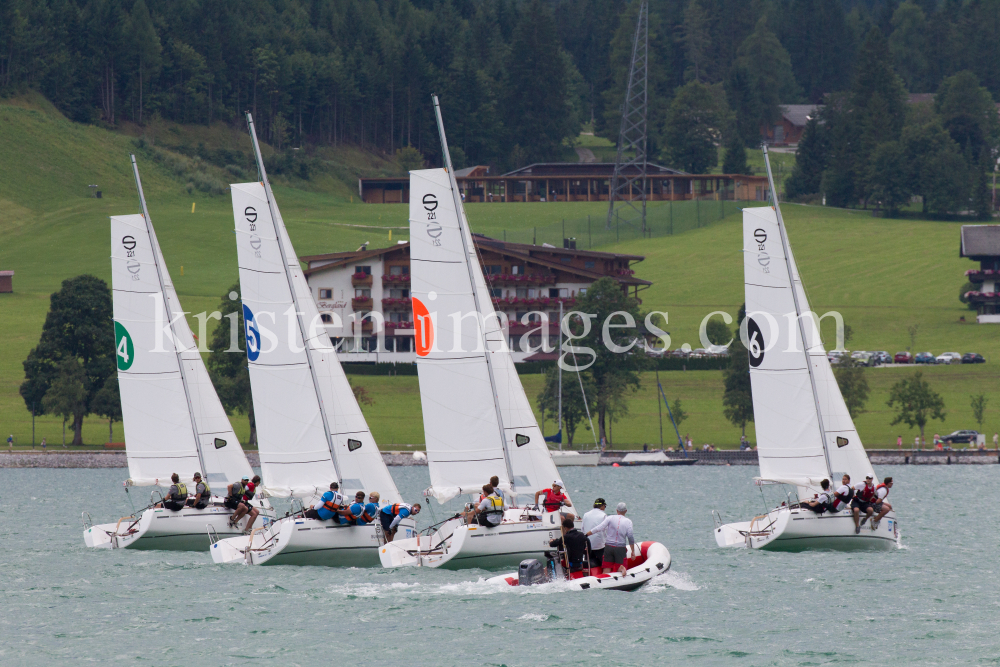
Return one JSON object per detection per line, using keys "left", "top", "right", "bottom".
{"left": 585, "top": 502, "right": 635, "bottom": 574}
{"left": 186, "top": 472, "right": 211, "bottom": 510}
{"left": 225, "top": 477, "right": 249, "bottom": 513}
{"left": 851, "top": 474, "right": 877, "bottom": 534}
{"left": 548, "top": 517, "right": 588, "bottom": 573}
{"left": 582, "top": 498, "right": 608, "bottom": 568}
{"left": 534, "top": 480, "right": 572, "bottom": 513}
{"left": 230, "top": 475, "right": 262, "bottom": 531}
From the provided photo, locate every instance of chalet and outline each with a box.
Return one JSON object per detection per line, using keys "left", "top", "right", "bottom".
{"left": 761, "top": 104, "right": 822, "bottom": 145}
{"left": 0, "top": 270, "right": 12, "bottom": 293}
{"left": 359, "top": 162, "right": 768, "bottom": 205}
{"left": 301, "top": 237, "right": 651, "bottom": 362}
{"left": 961, "top": 225, "right": 1000, "bottom": 323}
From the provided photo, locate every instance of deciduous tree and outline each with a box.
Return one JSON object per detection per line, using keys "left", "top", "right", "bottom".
{"left": 887, "top": 371, "right": 946, "bottom": 441}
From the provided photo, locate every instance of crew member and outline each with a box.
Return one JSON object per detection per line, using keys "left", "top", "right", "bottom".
{"left": 345, "top": 491, "right": 368, "bottom": 525}
{"left": 466, "top": 484, "right": 504, "bottom": 527}
{"left": 871, "top": 477, "right": 894, "bottom": 529}
{"left": 487, "top": 475, "right": 512, "bottom": 506}
{"left": 186, "top": 472, "right": 211, "bottom": 509}
{"left": 362, "top": 492, "right": 381, "bottom": 525}
{"left": 225, "top": 477, "right": 249, "bottom": 527}
{"left": 582, "top": 498, "right": 608, "bottom": 568}
{"left": 307, "top": 482, "right": 346, "bottom": 522}
{"left": 234, "top": 475, "right": 262, "bottom": 533}
{"left": 534, "top": 480, "right": 571, "bottom": 514}
{"left": 585, "top": 502, "right": 635, "bottom": 575}
{"left": 800, "top": 479, "right": 832, "bottom": 514}
{"left": 548, "top": 517, "right": 589, "bottom": 573}
{"left": 160, "top": 473, "right": 188, "bottom": 511}
{"left": 830, "top": 474, "right": 853, "bottom": 514}
{"left": 379, "top": 502, "right": 421, "bottom": 542}
{"left": 852, "top": 475, "right": 877, "bottom": 534}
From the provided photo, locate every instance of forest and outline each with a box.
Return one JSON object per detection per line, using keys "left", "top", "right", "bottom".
{"left": 2, "top": 0, "right": 1000, "bottom": 188}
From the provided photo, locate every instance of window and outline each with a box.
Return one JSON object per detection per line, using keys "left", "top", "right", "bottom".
{"left": 559, "top": 288, "right": 568, "bottom": 298}
{"left": 396, "top": 337, "right": 412, "bottom": 352}
{"left": 214, "top": 438, "right": 227, "bottom": 449}
{"left": 355, "top": 265, "right": 372, "bottom": 275}
{"left": 490, "top": 288, "right": 502, "bottom": 297}
{"left": 527, "top": 312, "right": 541, "bottom": 323}
{"left": 389, "top": 265, "right": 403, "bottom": 275}
{"left": 560, "top": 256, "right": 572, "bottom": 264}
{"left": 511, "top": 265, "right": 524, "bottom": 275}
{"left": 347, "top": 439, "right": 362, "bottom": 451}
{"left": 527, "top": 288, "right": 537, "bottom": 298}
{"left": 355, "top": 288, "right": 371, "bottom": 298}
{"left": 389, "top": 311, "right": 405, "bottom": 323}
{"left": 389, "top": 288, "right": 409, "bottom": 299}
{"left": 515, "top": 311, "right": 527, "bottom": 322}
{"left": 516, "top": 287, "right": 527, "bottom": 298}
{"left": 485, "top": 265, "right": 502, "bottom": 275}
{"left": 319, "top": 288, "right": 332, "bottom": 299}
{"left": 321, "top": 313, "right": 333, "bottom": 323}
{"left": 549, "top": 288, "right": 560, "bottom": 298}
{"left": 579, "top": 288, "right": 587, "bottom": 295}
{"left": 584, "top": 260, "right": 595, "bottom": 269}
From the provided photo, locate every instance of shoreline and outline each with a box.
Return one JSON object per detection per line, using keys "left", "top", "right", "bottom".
{"left": 2, "top": 449, "right": 996, "bottom": 469}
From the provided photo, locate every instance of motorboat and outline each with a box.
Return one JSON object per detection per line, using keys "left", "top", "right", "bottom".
{"left": 486, "top": 541, "right": 671, "bottom": 592}
{"left": 712, "top": 148, "right": 898, "bottom": 551}
{"left": 209, "top": 113, "right": 410, "bottom": 567}
{"left": 550, "top": 451, "right": 602, "bottom": 467}
{"left": 380, "top": 97, "right": 572, "bottom": 570}
{"left": 620, "top": 451, "right": 696, "bottom": 466}
{"left": 84, "top": 157, "right": 272, "bottom": 551}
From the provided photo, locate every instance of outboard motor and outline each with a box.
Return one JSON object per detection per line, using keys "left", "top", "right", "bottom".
{"left": 518, "top": 559, "right": 549, "bottom": 586}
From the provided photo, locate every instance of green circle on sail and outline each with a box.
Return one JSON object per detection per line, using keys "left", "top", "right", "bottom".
{"left": 114, "top": 321, "right": 135, "bottom": 370}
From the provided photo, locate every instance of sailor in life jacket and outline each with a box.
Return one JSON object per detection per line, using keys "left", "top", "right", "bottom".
{"left": 305, "top": 482, "right": 346, "bottom": 521}
{"left": 829, "top": 474, "right": 854, "bottom": 513}
{"left": 465, "top": 484, "right": 505, "bottom": 527}
{"left": 534, "top": 480, "right": 572, "bottom": 514}
{"left": 229, "top": 475, "right": 262, "bottom": 531}
{"left": 800, "top": 479, "right": 832, "bottom": 514}
{"left": 871, "top": 477, "right": 894, "bottom": 528}
{"left": 160, "top": 473, "right": 188, "bottom": 511}
{"left": 379, "top": 501, "right": 422, "bottom": 542}
{"left": 185, "top": 472, "right": 211, "bottom": 510}
{"left": 362, "top": 492, "right": 381, "bottom": 525}
{"left": 345, "top": 491, "right": 369, "bottom": 525}
{"left": 851, "top": 474, "right": 878, "bottom": 533}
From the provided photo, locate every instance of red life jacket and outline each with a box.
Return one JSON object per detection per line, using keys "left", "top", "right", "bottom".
{"left": 875, "top": 483, "right": 889, "bottom": 500}
{"left": 832, "top": 487, "right": 853, "bottom": 510}
{"left": 541, "top": 490, "right": 567, "bottom": 512}
{"left": 857, "top": 484, "right": 876, "bottom": 503}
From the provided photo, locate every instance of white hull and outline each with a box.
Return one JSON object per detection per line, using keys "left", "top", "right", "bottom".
{"left": 487, "top": 541, "right": 671, "bottom": 592}
{"left": 379, "top": 508, "right": 564, "bottom": 570}
{"left": 210, "top": 516, "right": 416, "bottom": 567}
{"left": 550, "top": 451, "right": 601, "bottom": 467}
{"left": 714, "top": 505, "right": 899, "bottom": 551}
{"left": 83, "top": 497, "right": 274, "bottom": 551}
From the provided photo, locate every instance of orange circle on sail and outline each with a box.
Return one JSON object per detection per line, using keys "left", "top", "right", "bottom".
{"left": 413, "top": 297, "right": 434, "bottom": 357}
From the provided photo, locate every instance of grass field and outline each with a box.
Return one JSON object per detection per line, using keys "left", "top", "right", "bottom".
{"left": 2, "top": 97, "right": 998, "bottom": 448}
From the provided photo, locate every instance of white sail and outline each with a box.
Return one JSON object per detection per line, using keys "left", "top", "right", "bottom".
{"left": 742, "top": 207, "right": 829, "bottom": 487}
{"left": 409, "top": 169, "right": 559, "bottom": 503}
{"left": 785, "top": 243, "right": 876, "bottom": 481}
{"left": 111, "top": 214, "right": 252, "bottom": 486}
{"left": 231, "top": 182, "right": 401, "bottom": 503}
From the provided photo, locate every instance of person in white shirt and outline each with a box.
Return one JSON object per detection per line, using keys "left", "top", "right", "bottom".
{"left": 871, "top": 477, "right": 893, "bottom": 529}
{"left": 581, "top": 498, "right": 608, "bottom": 568}
{"left": 829, "top": 474, "right": 853, "bottom": 514}
{"left": 585, "top": 502, "right": 635, "bottom": 575}
{"left": 800, "top": 479, "right": 832, "bottom": 513}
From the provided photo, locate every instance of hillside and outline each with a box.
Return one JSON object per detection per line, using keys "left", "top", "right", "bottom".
{"left": 1, "top": 98, "right": 997, "bottom": 448}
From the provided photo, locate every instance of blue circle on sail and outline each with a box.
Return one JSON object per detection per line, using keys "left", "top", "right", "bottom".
{"left": 243, "top": 304, "right": 261, "bottom": 361}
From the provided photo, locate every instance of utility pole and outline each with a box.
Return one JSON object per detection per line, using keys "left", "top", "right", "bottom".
{"left": 606, "top": 0, "right": 648, "bottom": 234}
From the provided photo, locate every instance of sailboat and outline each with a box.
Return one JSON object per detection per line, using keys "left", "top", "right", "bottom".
{"left": 713, "top": 148, "right": 899, "bottom": 551}
{"left": 548, "top": 302, "right": 601, "bottom": 467}
{"left": 380, "top": 97, "right": 594, "bottom": 570}
{"left": 83, "top": 156, "right": 273, "bottom": 551}
{"left": 209, "top": 113, "right": 410, "bottom": 567}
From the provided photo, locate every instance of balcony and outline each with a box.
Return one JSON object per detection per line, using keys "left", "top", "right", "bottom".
{"left": 508, "top": 321, "right": 560, "bottom": 335}
{"left": 351, "top": 272, "right": 373, "bottom": 287}
{"left": 351, "top": 296, "right": 373, "bottom": 310}
{"left": 382, "top": 274, "right": 411, "bottom": 285}
{"left": 351, "top": 320, "right": 374, "bottom": 333}
{"left": 966, "top": 269, "right": 999, "bottom": 284}
{"left": 485, "top": 273, "right": 556, "bottom": 285}
{"left": 381, "top": 297, "right": 412, "bottom": 309}
{"left": 964, "top": 290, "right": 1000, "bottom": 302}
{"left": 491, "top": 296, "right": 576, "bottom": 309}
{"left": 385, "top": 321, "right": 414, "bottom": 334}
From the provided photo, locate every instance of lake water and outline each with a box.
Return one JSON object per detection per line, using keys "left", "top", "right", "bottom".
{"left": 1, "top": 465, "right": 995, "bottom": 665}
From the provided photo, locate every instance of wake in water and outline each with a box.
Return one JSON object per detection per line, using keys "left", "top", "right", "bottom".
{"left": 645, "top": 570, "right": 700, "bottom": 592}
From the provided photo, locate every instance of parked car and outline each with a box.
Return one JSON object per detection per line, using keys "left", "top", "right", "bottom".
{"left": 827, "top": 350, "right": 847, "bottom": 364}
{"left": 850, "top": 350, "right": 868, "bottom": 360}
{"left": 942, "top": 430, "right": 979, "bottom": 445}
{"left": 853, "top": 352, "right": 874, "bottom": 367}
{"left": 962, "top": 352, "right": 986, "bottom": 364}
{"left": 872, "top": 351, "right": 891, "bottom": 365}
{"left": 936, "top": 352, "right": 962, "bottom": 365}
{"left": 894, "top": 351, "right": 913, "bottom": 364}
{"left": 914, "top": 352, "right": 936, "bottom": 364}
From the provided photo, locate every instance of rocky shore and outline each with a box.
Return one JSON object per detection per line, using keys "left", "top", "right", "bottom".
{"left": 0, "top": 450, "right": 430, "bottom": 468}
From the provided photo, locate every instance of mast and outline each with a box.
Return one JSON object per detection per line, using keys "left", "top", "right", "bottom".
{"left": 244, "top": 112, "right": 343, "bottom": 483}
{"left": 762, "top": 146, "right": 833, "bottom": 478}
{"left": 557, "top": 301, "right": 563, "bottom": 451}
{"left": 432, "top": 95, "right": 516, "bottom": 490}
{"left": 129, "top": 155, "right": 208, "bottom": 479}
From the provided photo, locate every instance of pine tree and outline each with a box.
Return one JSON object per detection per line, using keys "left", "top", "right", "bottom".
{"left": 662, "top": 81, "right": 732, "bottom": 173}
{"left": 785, "top": 115, "right": 827, "bottom": 200}
{"left": 722, "top": 133, "right": 750, "bottom": 175}
{"left": 734, "top": 16, "right": 802, "bottom": 129}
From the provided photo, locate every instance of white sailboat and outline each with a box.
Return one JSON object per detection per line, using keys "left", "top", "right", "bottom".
{"left": 713, "top": 148, "right": 898, "bottom": 551}
{"left": 380, "top": 97, "right": 587, "bottom": 570}
{"left": 209, "top": 113, "right": 409, "bottom": 567}
{"left": 83, "top": 156, "right": 273, "bottom": 551}
{"left": 548, "top": 302, "right": 602, "bottom": 467}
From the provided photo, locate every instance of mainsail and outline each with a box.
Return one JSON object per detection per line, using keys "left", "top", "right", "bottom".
{"left": 111, "top": 162, "right": 253, "bottom": 487}
{"left": 230, "top": 116, "right": 401, "bottom": 502}
{"left": 742, "top": 206, "right": 874, "bottom": 488}
{"left": 409, "top": 166, "right": 560, "bottom": 503}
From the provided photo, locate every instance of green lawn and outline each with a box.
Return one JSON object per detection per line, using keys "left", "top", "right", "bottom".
{"left": 2, "top": 97, "right": 998, "bottom": 448}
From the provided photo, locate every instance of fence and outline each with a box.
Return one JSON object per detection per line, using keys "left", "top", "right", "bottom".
{"left": 496, "top": 196, "right": 768, "bottom": 249}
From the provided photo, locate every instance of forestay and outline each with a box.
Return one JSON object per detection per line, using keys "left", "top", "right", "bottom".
{"left": 409, "top": 169, "right": 560, "bottom": 503}
{"left": 111, "top": 214, "right": 252, "bottom": 487}
{"left": 231, "top": 182, "right": 401, "bottom": 503}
